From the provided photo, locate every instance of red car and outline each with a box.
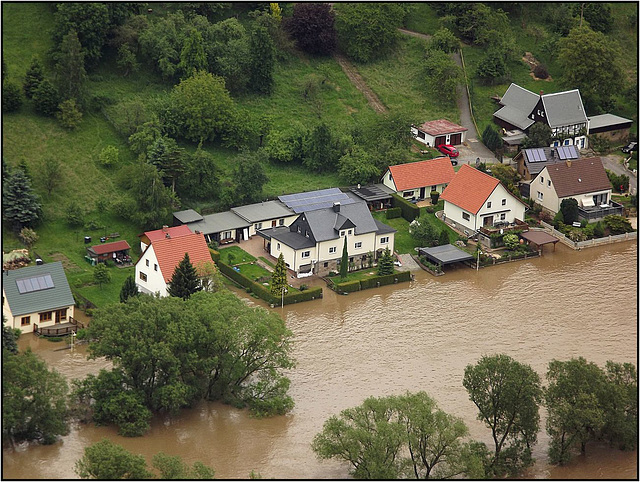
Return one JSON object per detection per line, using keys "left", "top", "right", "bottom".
{"left": 437, "top": 144, "right": 459, "bottom": 158}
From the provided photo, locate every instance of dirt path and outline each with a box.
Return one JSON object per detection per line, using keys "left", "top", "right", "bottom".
{"left": 333, "top": 53, "right": 387, "bottom": 114}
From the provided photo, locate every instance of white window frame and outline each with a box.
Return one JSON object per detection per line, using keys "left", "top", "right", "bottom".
{"left": 540, "top": 176, "right": 544, "bottom": 184}
{"left": 329, "top": 246, "right": 337, "bottom": 254}
{"left": 537, "top": 191, "right": 544, "bottom": 200}
{"left": 487, "top": 201, "right": 492, "bottom": 208}
{"left": 501, "top": 199, "right": 506, "bottom": 206}
{"left": 462, "top": 212, "right": 470, "bottom": 221}
{"left": 354, "top": 242, "right": 362, "bottom": 249}
{"left": 500, "top": 213, "right": 506, "bottom": 220}
{"left": 380, "top": 236, "right": 389, "bottom": 244}
{"left": 301, "top": 251, "right": 310, "bottom": 259}
{"left": 139, "top": 271, "right": 147, "bottom": 282}
{"left": 255, "top": 222, "right": 262, "bottom": 230}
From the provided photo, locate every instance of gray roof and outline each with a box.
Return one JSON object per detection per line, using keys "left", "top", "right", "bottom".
{"left": 495, "top": 83, "right": 538, "bottom": 129}
{"left": 349, "top": 184, "right": 395, "bottom": 202}
{"left": 231, "top": 200, "right": 294, "bottom": 223}
{"left": 279, "top": 188, "right": 357, "bottom": 213}
{"left": 173, "top": 209, "right": 203, "bottom": 224}
{"left": 3, "top": 261, "right": 75, "bottom": 317}
{"left": 501, "top": 132, "right": 527, "bottom": 145}
{"left": 588, "top": 113, "right": 633, "bottom": 130}
{"left": 494, "top": 105, "right": 535, "bottom": 130}
{"left": 542, "top": 90, "right": 588, "bottom": 128}
{"left": 418, "top": 245, "right": 474, "bottom": 265}
{"left": 187, "top": 211, "right": 250, "bottom": 235}
{"left": 522, "top": 146, "right": 580, "bottom": 175}
{"left": 259, "top": 226, "right": 315, "bottom": 250}
{"left": 374, "top": 219, "right": 397, "bottom": 235}
{"left": 304, "top": 202, "right": 379, "bottom": 242}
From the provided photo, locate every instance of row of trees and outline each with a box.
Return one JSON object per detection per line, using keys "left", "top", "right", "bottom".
{"left": 313, "top": 354, "right": 637, "bottom": 479}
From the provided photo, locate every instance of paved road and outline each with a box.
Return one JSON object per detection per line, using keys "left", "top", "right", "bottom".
{"left": 600, "top": 153, "right": 637, "bottom": 195}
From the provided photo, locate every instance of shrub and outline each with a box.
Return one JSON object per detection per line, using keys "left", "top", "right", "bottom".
{"left": 503, "top": 233, "right": 519, "bottom": 250}
{"left": 430, "top": 190, "right": 440, "bottom": 204}
{"left": 533, "top": 64, "right": 549, "bottom": 79}
{"left": 391, "top": 193, "right": 420, "bottom": 221}
{"left": 604, "top": 215, "right": 633, "bottom": 235}
{"left": 552, "top": 211, "right": 564, "bottom": 227}
{"left": 386, "top": 207, "right": 402, "bottom": 219}
{"left": 334, "top": 280, "right": 361, "bottom": 293}
{"left": 560, "top": 198, "right": 579, "bottom": 225}
{"left": 56, "top": 99, "right": 83, "bottom": 129}
{"left": 98, "top": 146, "right": 119, "bottom": 168}
{"left": 32, "top": 79, "right": 60, "bottom": 116}
{"left": 593, "top": 220, "right": 605, "bottom": 237}
{"left": 2, "top": 81, "right": 23, "bottom": 112}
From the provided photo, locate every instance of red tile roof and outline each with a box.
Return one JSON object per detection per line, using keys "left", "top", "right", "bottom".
{"left": 150, "top": 232, "right": 212, "bottom": 283}
{"left": 142, "top": 225, "right": 192, "bottom": 243}
{"left": 441, "top": 164, "right": 500, "bottom": 214}
{"left": 388, "top": 157, "right": 456, "bottom": 192}
{"left": 89, "top": 240, "right": 131, "bottom": 255}
{"left": 417, "top": 119, "right": 468, "bottom": 136}
{"left": 544, "top": 157, "right": 610, "bottom": 198}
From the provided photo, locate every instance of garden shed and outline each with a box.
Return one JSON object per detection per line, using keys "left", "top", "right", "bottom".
{"left": 418, "top": 244, "right": 474, "bottom": 269}
{"left": 87, "top": 240, "right": 131, "bottom": 265}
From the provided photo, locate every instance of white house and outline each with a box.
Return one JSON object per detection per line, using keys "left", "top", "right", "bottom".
{"left": 135, "top": 232, "right": 212, "bottom": 297}
{"left": 382, "top": 157, "right": 455, "bottom": 200}
{"left": 441, "top": 164, "right": 527, "bottom": 234}
{"left": 257, "top": 201, "right": 396, "bottom": 277}
{"left": 2, "top": 261, "right": 75, "bottom": 334}
{"left": 530, "top": 157, "right": 614, "bottom": 217}
{"left": 411, "top": 119, "right": 468, "bottom": 147}
{"left": 139, "top": 224, "right": 193, "bottom": 252}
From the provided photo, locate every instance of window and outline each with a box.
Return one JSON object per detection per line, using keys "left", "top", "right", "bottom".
{"left": 354, "top": 242, "right": 362, "bottom": 249}
{"left": 305, "top": 230, "right": 310, "bottom": 238}
{"left": 139, "top": 271, "right": 147, "bottom": 282}
{"left": 537, "top": 191, "right": 544, "bottom": 200}
{"left": 323, "top": 262, "right": 328, "bottom": 268}
{"left": 279, "top": 218, "right": 284, "bottom": 226}
{"left": 380, "top": 236, "right": 389, "bottom": 244}
{"left": 340, "top": 230, "right": 345, "bottom": 237}
{"left": 547, "top": 180, "right": 551, "bottom": 187}
{"left": 500, "top": 213, "right": 506, "bottom": 220}
{"left": 487, "top": 201, "right": 492, "bottom": 208}
{"left": 502, "top": 199, "right": 506, "bottom": 206}
{"left": 39, "top": 311, "right": 52, "bottom": 322}
{"left": 146, "top": 259, "right": 150, "bottom": 267}
{"left": 297, "top": 226, "right": 301, "bottom": 233}
{"left": 301, "top": 251, "right": 310, "bottom": 259}
{"left": 222, "top": 230, "right": 231, "bottom": 240}
{"left": 154, "top": 264, "right": 158, "bottom": 271}
{"left": 57, "top": 308, "right": 67, "bottom": 321}
{"left": 417, "top": 130, "right": 425, "bottom": 139}
{"left": 329, "top": 246, "right": 337, "bottom": 254}
{"left": 403, "top": 190, "right": 414, "bottom": 198}
{"left": 540, "top": 176, "right": 544, "bottom": 184}
{"left": 348, "top": 229, "right": 352, "bottom": 235}
{"left": 389, "top": 173, "right": 392, "bottom": 181}
{"left": 21, "top": 316, "right": 30, "bottom": 326}
{"left": 255, "top": 222, "right": 262, "bottom": 230}
{"left": 277, "top": 243, "right": 281, "bottom": 251}
{"left": 462, "top": 212, "right": 470, "bottom": 221}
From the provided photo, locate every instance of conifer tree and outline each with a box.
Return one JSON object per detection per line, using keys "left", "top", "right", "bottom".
{"left": 339, "top": 237, "right": 349, "bottom": 279}
{"left": 377, "top": 247, "right": 394, "bottom": 276}
{"left": 167, "top": 253, "right": 201, "bottom": 300}
{"left": 23, "top": 57, "right": 45, "bottom": 99}
{"left": 120, "top": 275, "right": 139, "bottom": 303}
{"left": 2, "top": 167, "right": 42, "bottom": 230}
{"left": 438, "top": 229, "right": 450, "bottom": 247}
{"left": 271, "top": 253, "right": 288, "bottom": 297}
{"left": 55, "top": 29, "right": 87, "bottom": 104}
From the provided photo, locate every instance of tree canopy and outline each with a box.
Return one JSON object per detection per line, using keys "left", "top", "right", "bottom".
{"left": 285, "top": 3, "right": 336, "bottom": 56}
{"left": 167, "top": 252, "right": 202, "bottom": 300}
{"left": 2, "top": 166, "right": 42, "bottom": 231}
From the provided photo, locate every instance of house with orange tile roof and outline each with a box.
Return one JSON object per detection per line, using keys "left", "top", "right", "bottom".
{"left": 411, "top": 119, "right": 468, "bottom": 147}
{"left": 135, "top": 231, "right": 212, "bottom": 297}
{"left": 441, "top": 164, "right": 527, "bottom": 235}
{"left": 382, "top": 157, "right": 456, "bottom": 201}
{"left": 138, "top": 224, "right": 193, "bottom": 252}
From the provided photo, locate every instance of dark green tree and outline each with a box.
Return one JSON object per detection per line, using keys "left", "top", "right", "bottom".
{"left": 232, "top": 151, "right": 269, "bottom": 206}
{"left": 249, "top": 13, "right": 276, "bottom": 95}
{"left": 32, "top": 78, "right": 60, "bottom": 116}
{"left": 338, "top": 145, "right": 380, "bottom": 185}
{"left": 74, "top": 439, "right": 153, "bottom": 479}
{"left": 54, "top": 29, "right": 87, "bottom": 104}
{"left": 93, "top": 263, "right": 111, "bottom": 289}
{"left": 482, "top": 124, "right": 503, "bottom": 152}
{"left": 463, "top": 354, "right": 542, "bottom": 477}
{"left": 270, "top": 253, "right": 288, "bottom": 297}
{"left": 178, "top": 28, "right": 207, "bottom": 79}
{"left": 2, "top": 167, "right": 42, "bottom": 230}
{"left": 167, "top": 252, "right": 201, "bottom": 300}
{"left": 177, "top": 145, "right": 219, "bottom": 201}
{"left": 377, "top": 247, "right": 394, "bottom": 276}
{"left": 207, "top": 18, "right": 252, "bottom": 94}
{"left": 339, "top": 236, "right": 349, "bottom": 279}
{"left": 147, "top": 136, "right": 186, "bottom": 192}
{"left": 23, "top": 57, "right": 45, "bottom": 99}
{"left": 427, "top": 27, "right": 459, "bottom": 53}
{"left": 545, "top": 357, "right": 607, "bottom": 465}
{"left": 120, "top": 275, "right": 139, "bottom": 303}
{"left": 116, "top": 44, "right": 139, "bottom": 76}
{"left": 41, "top": 157, "right": 62, "bottom": 196}
{"left": 304, "top": 122, "right": 342, "bottom": 172}
{"left": 2, "top": 81, "right": 22, "bottom": 112}
{"left": 521, "top": 122, "right": 553, "bottom": 148}
{"left": 56, "top": 99, "right": 83, "bottom": 130}
{"left": 410, "top": 215, "right": 438, "bottom": 247}
{"left": 128, "top": 117, "right": 164, "bottom": 157}
{"left": 604, "top": 215, "right": 633, "bottom": 235}
{"left": 284, "top": 3, "right": 336, "bottom": 56}
{"left": 560, "top": 198, "right": 579, "bottom": 225}
{"left": 152, "top": 452, "right": 216, "bottom": 479}
{"left": 53, "top": 2, "right": 110, "bottom": 67}
{"left": 3, "top": 349, "right": 69, "bottom": 444}
{"left": 438, "top": 229, "right": 450, "bottom": 247}
{"left": 475, "top": 49, "right": 508, "bottom": 85}
{"left": 423, "top": 49, "right": 462, "bottom": 104}
{"left": 2, "top": 314, "right": 18, "bottom": 354}
{"left": 601, "top": 361, "right": 638, "bottom": 451}
{"left": 574, "top": 3, "right": 612, "bottom": 33}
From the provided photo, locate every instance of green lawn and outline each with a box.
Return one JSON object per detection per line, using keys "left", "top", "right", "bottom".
{"left": 403, "top": 4, "right": 442, "bottom": 36}
{"left": 235, "top": 263, "right": 271, "bottom": 282}
{"left": 328, "top": 267, "right": 392, "bottom": 284}
{"left": 217, "top": 246, "right": 256, "bottom": 265}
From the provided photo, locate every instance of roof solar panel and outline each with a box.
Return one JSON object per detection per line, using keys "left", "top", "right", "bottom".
{"left": 527, "top": 148, "right": 547, "bottom": 162}
{"left": 280, "top": 188, "right": 356, "bottom": 213}
{"left": 16, "top": 274, "right": 54, "bottom": 294}
{"left": 556, "top": 145, "right": 578, "bottom": 160}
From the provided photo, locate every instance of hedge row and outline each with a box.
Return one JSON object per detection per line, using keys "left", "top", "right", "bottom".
{"left": 209, "top": 248, "right": 220, "bottom": 262}
{"left": 386, "top": 207, "right": 402, "bottom": 219}
{"left": 217, "top": 259, "right": 322, "bottom": 306}
{"left": 332, "top": 270, "right": 412, "bottom": 293}
{"left": 391, "top": 193, "right": 420, "bottom": 221}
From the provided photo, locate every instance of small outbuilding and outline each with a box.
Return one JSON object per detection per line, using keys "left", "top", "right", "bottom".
{"left": 87, "top": 240, "right": 131, "bottom": 265}
{"left": 520, "top": 230, "right": 559, "bottom": 254}
{"left": 411, "top": 119, "right": 468, "bottom": 147}
{"left": 417, "top": 244, "right": 474, "bottom": 270}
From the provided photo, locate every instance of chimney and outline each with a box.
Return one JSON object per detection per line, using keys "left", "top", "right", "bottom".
{"left": 333, "top": 202, "right": 341, "bottom": 213}
{"left": 540, "top": 90, "right": 544, "bottom": 96}
{"left": 162, "top": 225, "right": 168, "bottom": 232}
{"left": 165, "top": 233, "right": 171, "bottom": 239}
{"left": 550, "top": 149, "right": 555, "bottom": 158}
{"left": 566, "top": 160, "right": 572, "bottom": 168}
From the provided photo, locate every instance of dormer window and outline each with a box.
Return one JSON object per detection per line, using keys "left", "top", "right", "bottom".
{"left": 340, "top": 230, "right": 345, "bottom": 237}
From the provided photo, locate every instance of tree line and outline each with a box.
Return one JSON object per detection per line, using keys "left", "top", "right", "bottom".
{"left": 312, "top": 354, "right": 637, "bottom": 479}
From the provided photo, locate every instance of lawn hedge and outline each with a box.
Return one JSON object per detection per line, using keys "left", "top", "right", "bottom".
{"left": 209, "top": 248, "right": 221, "bottom": 262}
{"left": 391, "top": 193, "right": 420, "bottom": 221}
{"left": 332, "top": 270, "right": 411, "bottom": 293}
{"left": 386, "top": 207, "right": 402, "bottom": 219}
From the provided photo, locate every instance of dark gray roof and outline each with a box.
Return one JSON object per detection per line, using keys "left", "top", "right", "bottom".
{"left": 304, "top": 202, "right": 379, "bottom": 242}
{"left": 173, "top": 209, "right": 203, "bottom": 224}
{"left": 495, "top": 83, "right": 538, "bottom": 130}
{"left": 349, "top": 184, "right": 395, "bottom": 202}
{"left": 374, "top": 219, "right": 397, "bottom": 235}
{"left": 542, "top": 90, "right": 587, "bottom": 128}
{"left": 494, "top": 105, "right": 535, "bottom": 130}
{"left": 3, "top": 261, "right": 75, "bottom": 317}
{"left": 588, "top": 113, "right": 633, "bottom": 130}
{"left": 259, "top": 226, "right": 315, "bottom": 250}
{"left": 523, "top": 146, "right": 580, "bottom": 175}
{"left": 279, "top": 188, "right": 357, "bottom": 213}
{"left": 418, "top": 245, "right": 474, "bottom": 265}
{"left": 187, "top": 211, "right": 250, "bottom": 235}
{"left": 231, "top": 200, "right": 294, "bottom": 223}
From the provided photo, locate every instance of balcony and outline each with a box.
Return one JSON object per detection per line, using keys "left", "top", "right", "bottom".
{"left": 578, "top": 201, "right": 624, "bottom": 222}
{"left": 478, "top": 218, "right": 529, "bottom": 236}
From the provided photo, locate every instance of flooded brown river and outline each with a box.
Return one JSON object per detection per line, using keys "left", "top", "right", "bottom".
{"left": 3, "top": 241, "right": 638, "bottom": 479}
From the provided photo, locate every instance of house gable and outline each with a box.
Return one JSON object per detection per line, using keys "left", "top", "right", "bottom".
{"left": 528, "top": 96, "right": 548, "bottom": 124}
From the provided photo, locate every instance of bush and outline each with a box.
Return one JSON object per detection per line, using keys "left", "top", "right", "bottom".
{"left": 604, "top": 215, "right": 634, "bottom": 235}
{"left": 98, "top": 146, "right": 119, "bottom": 168}
{"left": 391, "top": 193, "right": 420, "bottom": 221}
{"left": 2, "top": 81, "right": 23, "bottom": 112}
{"left": 533, "top": 64, "right": 549, "bottom": 79}
{"left": 32, "top": 79, "right": 60, "bottom": 116}
{"left": 593, "top": 221, "right": 605, "bottom": 237}
{"left": 385, "top": 207, "right": 402, "bottom": 219}
{"left": 430, "top": 190, "right": 440, "bottom": 204}
{"left": 552, "top": 211, "right": 564, "bottom": 228}
{"left": 333, "top": 280, "right": 361, "bottom": 293}
{"left": 209, "top": 248, "right": 220, "bottom": 262}
{"left": 56, "top": 99, "right": 82, "bottom": 129}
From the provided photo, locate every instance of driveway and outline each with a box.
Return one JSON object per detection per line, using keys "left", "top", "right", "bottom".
{"left": 600, "top": 152, "right": 637, "bottom": 195}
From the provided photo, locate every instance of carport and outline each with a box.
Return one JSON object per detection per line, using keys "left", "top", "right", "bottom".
{"left": 418, "top": 244, "right": 474, "bottom": 270}
{"left": 520, "top": 230, "right": 559, "bottom": 254}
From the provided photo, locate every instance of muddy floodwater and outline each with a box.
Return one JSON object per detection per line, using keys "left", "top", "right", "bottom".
{"left": 3, "top": 241, "right": 637, "bottom": 479}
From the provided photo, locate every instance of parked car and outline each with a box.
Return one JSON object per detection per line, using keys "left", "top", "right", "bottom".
{"left": 437, "top": 144, "right": 459, "bottom": 158}
{"left": 621, "top": 141, "right": 637, "bottom": 153}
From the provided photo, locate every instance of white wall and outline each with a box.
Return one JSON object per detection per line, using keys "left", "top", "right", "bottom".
{"left": 248, "top": 215, "right": 298, "bottom": 237}
{"left": 382, "top": 169, "right": 397, "bottom": 192}
{"left": 476, "top": 184, "right": 527, "bottom": 226}
{"left": 443, "top": 201, "right": 478, "bottom": 233}
{"left": 135, "top": 245, "right": 168, "bottom": 297}
{"left": 2, "top": 294, "right": 75, "bottom": 334}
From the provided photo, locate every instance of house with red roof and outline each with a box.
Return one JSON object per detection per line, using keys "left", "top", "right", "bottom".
{"left": 135, "top": 231, "right": 212, "bottom": 297}
{"left": 382, "top": 157, "right": 456, "bottom": 201}
{"left": 86, "top": 240, "right": 131, "bottom": 265}
{"left": 441, "top": 164, "right": 527, "bottom": 235}
{"left": 411, "top": 119, "right": 468, "bottom": 147}
{"left": 139, "top": 224, "right": 193, "bottom": 252}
